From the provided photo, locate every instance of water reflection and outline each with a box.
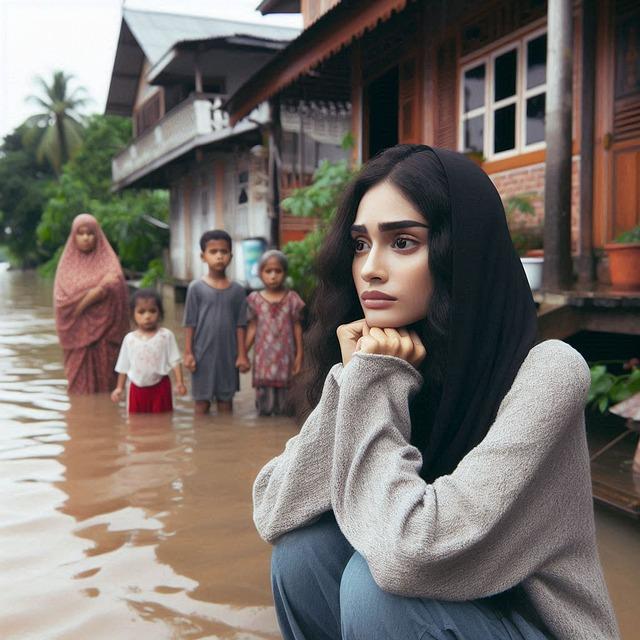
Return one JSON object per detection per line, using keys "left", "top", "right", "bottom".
{"left": 0, "top": 269, "right": 291, "bottom": 639}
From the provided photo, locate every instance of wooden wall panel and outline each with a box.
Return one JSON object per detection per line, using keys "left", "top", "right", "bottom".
{"left": 434, "top": 37, "right": 457, "bottom": 149}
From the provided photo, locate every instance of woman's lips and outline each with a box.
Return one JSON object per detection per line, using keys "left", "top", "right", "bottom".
{"left": 361, "top": 291, "right": 397, "bottom": 309}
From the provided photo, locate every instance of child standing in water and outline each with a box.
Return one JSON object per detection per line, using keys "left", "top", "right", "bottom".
{"left": 183, "top": 230, "right": 250, "bottom": 415}
{"left": 111, "top": 289, "right": 186, "bottom": 413}
{"left": 246, "top": 250, "right": 304, "bottom": 416}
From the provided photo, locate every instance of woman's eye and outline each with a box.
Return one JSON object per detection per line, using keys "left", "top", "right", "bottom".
{"left": 354, "top": 239, "right": 369, "bottom": 253}
{"left": 392, "top": 237, "right": 417, "bottom": 250}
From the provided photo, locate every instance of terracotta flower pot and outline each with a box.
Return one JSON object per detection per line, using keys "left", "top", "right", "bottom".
{"left": 604, "top": 243, "right": 640, "bottom": 288}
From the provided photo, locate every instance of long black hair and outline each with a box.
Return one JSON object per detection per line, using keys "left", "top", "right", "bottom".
{"left": 293, "top": 144, "right": 452, "bottom": 455}
{"left": 293, "top": 144, "right": 538, "bottom": 483}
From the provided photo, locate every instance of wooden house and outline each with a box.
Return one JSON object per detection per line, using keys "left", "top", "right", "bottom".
{"left": 105, "top": 8, "right": 305, "bottom": 285}
{"left": 227, "top": 0, "right": 640, "bottom": 337}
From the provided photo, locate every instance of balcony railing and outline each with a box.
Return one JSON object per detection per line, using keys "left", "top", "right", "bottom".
{"left": 112, "top": 94, "right": 265, "bottom": 189}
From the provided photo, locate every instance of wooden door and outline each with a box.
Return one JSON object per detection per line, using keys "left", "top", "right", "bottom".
{"left": 398, "top": 55, "right": 422, "bottom": 144}
{"left": 607, "top": 0, "right": 640, "bottom": 241}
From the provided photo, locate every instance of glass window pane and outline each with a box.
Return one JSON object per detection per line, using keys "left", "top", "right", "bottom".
{"left": 464, "top": 64, "right": 485, "bottom": 112}
{"left": 526, "top": 93, "right": 546, "bottom": 144}
{"left": 494, "top": 104, "right": 516, "bottom": 153}
{"left": 464, "top": 115, "right": 484, "bottom": 154}
{"left": 494, "top": 49, "right": 517, "bottom": 101}
{"left": 527, "top": 34, "right": 547, "bottom": 89}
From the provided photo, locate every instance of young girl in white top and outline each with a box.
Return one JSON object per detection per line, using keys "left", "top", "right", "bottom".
{"left": 111, "top": 288, "right": 186, "bottom": 413}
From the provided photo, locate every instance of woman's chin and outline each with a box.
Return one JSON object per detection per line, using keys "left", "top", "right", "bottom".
{"left": 363, "top": 309, "right": 410, "bottom": 329}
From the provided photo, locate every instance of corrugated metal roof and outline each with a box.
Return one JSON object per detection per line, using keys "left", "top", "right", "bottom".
{"left": 123, "top": 8, "right": 299, "bottom": 65}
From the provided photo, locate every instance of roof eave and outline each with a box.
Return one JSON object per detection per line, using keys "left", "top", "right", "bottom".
{"left": 228, "top": 0, "right": 407, "bottom": 124}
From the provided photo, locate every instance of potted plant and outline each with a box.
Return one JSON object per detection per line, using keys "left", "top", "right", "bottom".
{"left": 604, "top": 225, "right": 640, "bottom": 288}
{"left": 504, "top": 193, "right": 544, "bottom": 290}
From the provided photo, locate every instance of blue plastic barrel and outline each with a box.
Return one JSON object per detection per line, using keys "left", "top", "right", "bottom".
{"left": 242, "top": 237, "right": 268, "bottom": 289}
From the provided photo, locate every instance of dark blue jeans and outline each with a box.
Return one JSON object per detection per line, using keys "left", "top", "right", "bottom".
{"left": 271, "top": 513, "right": 549, "bottom": 640}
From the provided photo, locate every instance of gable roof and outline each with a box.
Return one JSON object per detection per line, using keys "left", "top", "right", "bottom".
{"left": 123, "top": 8, "right": 298, "bottom": 65}
{"left": 105, "top": 8, "right": 299, "bottom": 116}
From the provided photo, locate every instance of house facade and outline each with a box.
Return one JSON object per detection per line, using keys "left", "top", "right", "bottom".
{"left": 105, "top": 9, "right": 308, "bottom": 285}
{"left": 230, "top": 0, "right": 639, "bottom": 307}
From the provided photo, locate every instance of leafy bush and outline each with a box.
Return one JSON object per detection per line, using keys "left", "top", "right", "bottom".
{"left": 140, "top": 257, "right": 165, "bottom": 288}
{"left": 282, "top": 157, "right": 356, "bottom": 300}
{"left": 37, "top": 114, "right": 169, "bottom": 276}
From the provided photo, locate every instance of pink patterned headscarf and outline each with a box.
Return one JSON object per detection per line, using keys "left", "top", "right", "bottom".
{"left": 54, "top": 213, "right": 129, "bottom": 350}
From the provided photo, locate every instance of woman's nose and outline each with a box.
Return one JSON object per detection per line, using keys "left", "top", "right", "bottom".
{"left": 359, "top": 248, "right": 387, "bottom": 283}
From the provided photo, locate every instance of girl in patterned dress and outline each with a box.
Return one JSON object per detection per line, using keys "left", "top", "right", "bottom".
{"left": 246, "top": 251, "right": 305, "bottom": 416}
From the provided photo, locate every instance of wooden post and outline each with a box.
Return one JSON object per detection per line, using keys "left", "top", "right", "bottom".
{"left": 269, "top": 97, "right": 283, "bottom": 248}
{"left": 577, "top": 0, "right": 596, "bottom": 286}
{"left": 298, "top": 101, "right": 305, "bottom": 182}
{"left": 543, "top": 0, "right": 574, "bottom": 291}
{"left": 194, "top": 52, "right": 203, "bottom": 94}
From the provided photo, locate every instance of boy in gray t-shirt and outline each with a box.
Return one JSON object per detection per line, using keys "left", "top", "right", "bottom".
{"left": 183, "top": 230, "right": 249, "bottom": 414}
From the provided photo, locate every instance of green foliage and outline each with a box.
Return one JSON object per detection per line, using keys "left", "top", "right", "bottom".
{"left": 588, "top": 361, "right": 640, "bottom": 414}
{"left": 503, "top": 193, "right": 536, "bottom": 219}
{"left": 283, "top": 229, "right": 325, "bottom": 301}
{"left": 614, "top": 225, "right": 640, "bottom": 244}
{"left": 0, "top": 126, "right": 56, "bottom": 267}
{"left": 509, "top": 225, "right": 544, "bottom": 257}
{"left": 282, "top": 157, "right": 356, "bottom": 299}
{"left": 140, "top": 258, "right": 165, "bottom": 288}
{"left": 37, "top": 113, "right": 169, "bottom": 277}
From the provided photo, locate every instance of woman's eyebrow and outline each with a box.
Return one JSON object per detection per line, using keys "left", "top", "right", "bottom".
{"left": 350, "top": 221, "right": 428, "bottom": 234}
{"left": 378, "top": 220, "right": 429, "bottom": 231}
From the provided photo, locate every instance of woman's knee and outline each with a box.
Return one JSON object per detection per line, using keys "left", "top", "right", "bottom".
{"left": 340, "top": 553, "right": 400, "bottom": 638}
{"left": 271, "top": 513, "right": 352, "bottom": 591}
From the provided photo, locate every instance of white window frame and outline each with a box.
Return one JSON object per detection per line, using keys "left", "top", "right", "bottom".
{"left": 458, "top": 26, "right": 547, "bottom": 161}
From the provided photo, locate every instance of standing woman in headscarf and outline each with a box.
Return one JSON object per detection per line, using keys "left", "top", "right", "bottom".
{"left": 54, "top": 213, "right": 129, "bottom": 394}
{"left": 252, "top": 146, "right": 619, "bottom": 639}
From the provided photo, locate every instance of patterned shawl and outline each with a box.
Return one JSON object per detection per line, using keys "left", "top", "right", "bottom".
{"left": 54, "top": 213, "right": 129, "bottom": 350}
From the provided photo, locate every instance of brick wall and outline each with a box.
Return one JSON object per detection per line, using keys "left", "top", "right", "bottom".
{"left": 488, "top": 156, "right": 581, "bottom": 251}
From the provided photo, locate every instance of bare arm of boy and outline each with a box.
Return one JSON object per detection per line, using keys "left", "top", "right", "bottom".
{"left": 235, "top": 326, "right": 250, "bottom": 373}
{"left": 245, "top": 320, "right": 256, "bottom": 351}
{"left": 292, "top": 320, "right": 303, "bottom": 375}
{"left": 173, "top": 363, "right": 187, "bottom": 396}
{"left": 111, "top": 373, "right": 127, "bottom": 402}
{"left": 184, "top": 327, "right": 196, "bottom": 372}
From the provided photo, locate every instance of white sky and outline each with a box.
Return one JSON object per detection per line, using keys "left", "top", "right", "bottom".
{"left": 0, "top": 0, "right": 301, "bottom": 139}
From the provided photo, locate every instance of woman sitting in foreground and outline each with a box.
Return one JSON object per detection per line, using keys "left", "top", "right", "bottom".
{"left": 253, "top": 145, "right": 619, "bottom": 640}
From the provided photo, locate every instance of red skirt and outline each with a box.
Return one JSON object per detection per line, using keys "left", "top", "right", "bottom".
{"left": 128, "top": 376, "right": 173, "bottom": 413}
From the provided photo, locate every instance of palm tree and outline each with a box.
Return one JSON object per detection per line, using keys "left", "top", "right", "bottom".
{"left": 22, "top": 71, "right": 89, "bottom": 174}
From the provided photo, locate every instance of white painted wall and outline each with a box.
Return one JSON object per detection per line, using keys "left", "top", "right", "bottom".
{"left": 168, "top": 153, "right": 270, "bottom": 286}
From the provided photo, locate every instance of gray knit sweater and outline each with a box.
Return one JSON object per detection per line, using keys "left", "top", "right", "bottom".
{"left": 253, "top": 340, "right": 620, "bottom": 639}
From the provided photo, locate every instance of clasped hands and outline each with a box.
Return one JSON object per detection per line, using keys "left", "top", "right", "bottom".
{"left": 336, "top": 320, "right": 426, "bottom": 368}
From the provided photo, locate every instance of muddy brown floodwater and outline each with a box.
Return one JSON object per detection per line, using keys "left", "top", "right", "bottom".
{"left": 1, "top": 269, "right": 639, "bottom": 640}
{"left": 0, "top": 269, "right": 296, "bottom": 639}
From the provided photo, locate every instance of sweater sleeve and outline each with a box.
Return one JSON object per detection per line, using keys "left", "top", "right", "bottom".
{"left": 253, "top": 363, "right": 343, "bottom": 543}
{"left": 331, "top": 344, "right": 591, "bottom": 600}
